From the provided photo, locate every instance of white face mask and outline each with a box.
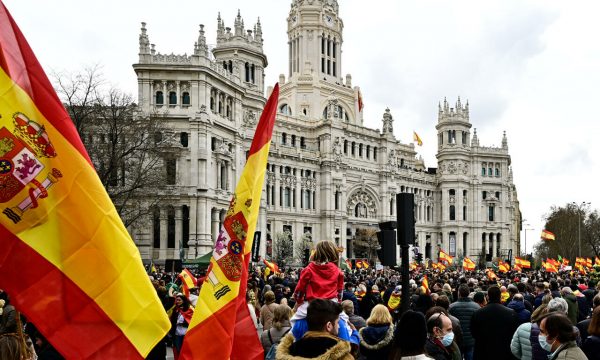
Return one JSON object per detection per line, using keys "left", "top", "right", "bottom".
{"left": 538, "top": 334, "right": 554, "bottom": 352}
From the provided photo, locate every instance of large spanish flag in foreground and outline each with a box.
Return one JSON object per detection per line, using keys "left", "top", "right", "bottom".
{"left": 180, "top": 84, "right": 279, "bottom": 360}
{"left": 0, "top": 3, "right": 170, "bottom": 359}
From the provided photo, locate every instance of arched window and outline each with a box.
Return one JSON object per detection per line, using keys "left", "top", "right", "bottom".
{"left": 495, "top": 165, "right": 500, "bottom": 177}
{"left": 488, "top": 167, "right": 493, "bottom": 176}
{"left": 182, "top": 92, "right": 190, "bottom": 105}
{"left": 351, "top": 142, "right": 355, "bottom": 156}
{"left": 155, "top": 91, "right": 164, "bottom": 105}
{"left": 245, "top": 62, "right": 250, "bottom": 82}
{"left": 373, "top": 147, "right": 378, "bottom": 160}
{"left": 343, "top": 140, "right": 348, "bottom": 154}
{"left": 282, "top": 133, "right": 287, "bottom": 145}
{"left": 169, "top": 92, "right": 177, "bottom": 105}
{"left": 210, "top": 91, "right": 216, "bottom": 111}
{"left": 152, "top": 207, "right": 160, "bottom": 248}
{"left": 291, "top": 135, "right": 296, "bottom": 147}
{"left": 251, "top": 64, "right": 256, "bottom": 83}
{"left": 359, "top": 144, "right": 363, "bottom": 157}
{"left": 182, "top": 206, "right": 190, "bottom": 249}
{"left": 228, "top": 60, "right": 233, "bottom": 73}
{"left": 366, "top": 145, "right": 370, "bottom": 159}
{"left": 449, "top": 205, "right": 456, "bottom": 221}
{"left": 280, "top": 104, "right": 292, "bottom": 115}
{"left": 180, "top": 132, "right": 188, "bottom": 147}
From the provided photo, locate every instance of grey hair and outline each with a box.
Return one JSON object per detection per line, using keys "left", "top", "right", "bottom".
{"left": 547, "top": 297, "right": 568, "bottom": 315}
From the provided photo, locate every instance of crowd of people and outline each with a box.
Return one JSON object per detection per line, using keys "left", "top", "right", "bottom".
{"left": 1, "top": 239, "right": 600, "bottom": 360}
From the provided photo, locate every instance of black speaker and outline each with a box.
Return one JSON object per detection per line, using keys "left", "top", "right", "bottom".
{"left": 377, "top": 230, "right": 397, "bottom": 266}
{"left": 251, "top": 231, "right": 261, "bottom": 262}
{"left": 396, "top": 193, "right": 415, "bottom": 246}
{"left": 378, "top": 221, "right": 397, "bottom": 231}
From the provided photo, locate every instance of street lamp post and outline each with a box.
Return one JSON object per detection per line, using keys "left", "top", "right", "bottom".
{"left": 571, "top": 202, "right": 590, "bottom": 257}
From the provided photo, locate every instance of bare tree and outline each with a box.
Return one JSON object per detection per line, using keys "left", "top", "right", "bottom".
{"left": 52, "top": 67, "right": 167, "bottom": 228}
{"left": 294, "top": 231, "right": 313, "bottom": 265}
{"left": 352, "top": 228, "right": 378, "bottom": 264}
{"left": 272, "top": 231, "right": 294, "bottom": 267}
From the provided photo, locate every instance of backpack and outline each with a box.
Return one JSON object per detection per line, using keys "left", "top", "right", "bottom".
{"left": 264, "top": 327, "right": 290, "bottom": 360}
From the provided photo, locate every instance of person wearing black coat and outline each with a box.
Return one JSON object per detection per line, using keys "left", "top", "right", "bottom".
{"left": 582, "top": 306, "right": 600, "bottom": 360}
{"left": 342, "top": 282, "right": 360, "bottom": 314}
{"left": 470, "top": 285, "right": 519, "bottom": 360}
{"left": 359, "top": 285, "right": 382, "bottom": 320}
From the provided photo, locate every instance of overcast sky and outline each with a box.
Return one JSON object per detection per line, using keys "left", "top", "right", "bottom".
{"left": 4, "top": 0, "right": 599, "bottom": 255}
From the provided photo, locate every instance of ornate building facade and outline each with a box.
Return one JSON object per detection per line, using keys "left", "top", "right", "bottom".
{"left": 131, "top": 0, "right": 521, "bottom": 266}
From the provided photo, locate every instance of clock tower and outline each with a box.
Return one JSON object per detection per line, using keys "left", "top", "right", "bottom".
{"left": 287, "top": 0, "right": 343, "bottom": 82}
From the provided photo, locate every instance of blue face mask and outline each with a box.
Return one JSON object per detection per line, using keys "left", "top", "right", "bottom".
{"left": 441, "top": 331, "right": 454, "bottom": 347}
{"left": 539, "top": 335, "right": 554, "bottom": 352}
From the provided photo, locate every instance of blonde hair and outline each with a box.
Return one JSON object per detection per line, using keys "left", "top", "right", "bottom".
{"left": 312, "top": 240, "right": 339, "bottom": 264}
{"left": 366, "top": 304, "right": 393, "bottom": 326}
{"left": 272, "top": 304, "right": 292, "bottom": 331}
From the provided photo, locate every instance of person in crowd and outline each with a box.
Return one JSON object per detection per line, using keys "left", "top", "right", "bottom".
{"left": 538, "top": 313, "right": 587, "bottom": 360}
{"left": 449, "top": 284, "right": 479, "bottom": 360}
{"left": 471, "top": 285, "right": 519, "bottom": 360}
{"left": 561, "top": 287, "right": 579, "bottom": 326}
{"left": 0, "top": 293, "right": 17, "bottom": 335}
{"left": 582, "top": 306, "right": 600, "bottom": 360}
{"left": 260, "top": 290, "right": 278, "bottom": 331}
{"left": 277, "top": 299, "right": 353, "bottom": 360}
{"left": 425, "top": 312, "right": 460, "bottom": 360}
{"left": 358, "top": 304, "right": 395, "bottom": 360}
{"left": 359, "top": 285, "right": 382, "bottom": 320}
{"left": 534, "top": 283, "right": 548, "bottom": 309}
{"left": 433, "top": 297, "right": 463, "bottom": 351}
{"left": 577, "top": 294, "right": 600, "bottom": 340}
{"left": 34, "top": 332, "right": 63, "bottom": 360}
{"left": 260, "top": 304, "right": 292, "bottom": 356}
{"left": 291, "top": 240, "right": 345, "bottom": 337}
{"left": 509, "top": 294, "right": 532, "bottom": 325}
{"left": 472, "top": 291, "right": 487, "bottom": 308}
{"left": 170, "top": 293, "right": 194, "bottom": 360}
{"left": 390, "top": 310, "right": 431, "bottom": 360}
{"left": 0, "top": 333, "right": 34, "bottom": 360}
{"left": 246, "top": 290, "right": 261, "bottom": 336}
{"left": 341, "top": 300, "right": 366, "bottom": 330}
{"left": 510, "top": 293, "right": 554, "bottom": 360}
{"left": 343, "top": 283, "right": 360, "bottom": 314}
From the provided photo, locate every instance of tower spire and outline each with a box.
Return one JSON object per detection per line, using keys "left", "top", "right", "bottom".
{"left": 139, "top": 22, "right": 150, "bottom": 55}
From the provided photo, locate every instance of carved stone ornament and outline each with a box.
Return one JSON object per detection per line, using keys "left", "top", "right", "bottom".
{"left": 167, "top": 81, "right": 176, "bottom": 91}
{"left": 280, "top": 174, "right": 297, "bottom": 187}
{"left": 447, "top": 161, "right": 457, "bottom": 175}
{"left": 266, "top": 171, "right": 275, "bottom": 185}
{"left": 333, "top": 137, "right": 343, "bottom": 163}
{"left": 243, "top": 110, "right": 257, "bottom": 127}
{"left": 180, "top": 82, "right": 190, "bottom": 92}
{"left": 346, "top": 189, "right": 377, "bottom": 218}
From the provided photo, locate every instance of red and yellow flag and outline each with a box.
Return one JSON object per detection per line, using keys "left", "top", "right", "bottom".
{"left": 543, "top": 261, "right": 558, "bottom": 273}
{"left": 595, "top": 257, "right": 600, "bottom": 266}
{"left": 515, "top": 257, "right": 531, "bottom": 269}
{"left": 345, "top": 258, "right": 353, "bottom": 270}
{"left": 180, "top": 84, "right": 279, "bottom": 360}
{"left": 586, "top": 258, "right": 593, "bottom": 268}
{"left": 486, "top": 269, "right": 498, "bottom": 280}
{"left": 463, "top": 257, "right": 476, "bottom": 271}
{"left": 179, "top": 268, "right": 198, "bottom": 297}
{"left": 439, "top": 249, "right": 454, "bottom": 265}
{"left": 0, "top": 3, "right": 170, "bottom": 359}
{"left": 498, "top": 261, "right": 510, "bottom": 273}
{"left": 421, "top": 275, "right": 430, "bottom": 294}
{"left": 413, "top": 131, "right": 423, "bottom": 146}
{"left": 355, "top": 259, "right": 364, "bottom": 269}
{"left": 541, "top": 229, "right": 556, "bottom": 241}
{"left": 362, "top": 258, "right": 370, "bottom": 269}
{"left": 263, "top": 258, "right": 280, "bottom": 274}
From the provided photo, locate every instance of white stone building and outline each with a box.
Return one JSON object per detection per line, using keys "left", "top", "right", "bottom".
{"left": 131, "top": 0, "right": 521, "bottom": 267}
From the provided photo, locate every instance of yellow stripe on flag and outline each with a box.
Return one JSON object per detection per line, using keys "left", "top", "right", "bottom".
{"left": 0, "top": 68, "right": 170, "bottom": 355}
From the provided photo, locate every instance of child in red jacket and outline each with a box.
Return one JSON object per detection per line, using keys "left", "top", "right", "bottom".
{"left": 291, "top": 240, "right": 354, "bottom": 340}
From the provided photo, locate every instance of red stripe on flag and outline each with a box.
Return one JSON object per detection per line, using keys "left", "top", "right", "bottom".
{"left": 0, "top": 2, "right": 92, "bottom": 165}
{"left": 248, "top": 84, "right": 279, "bottom": 156}
{"left": 0, "top": 227, "right": 142, "bottom": 359}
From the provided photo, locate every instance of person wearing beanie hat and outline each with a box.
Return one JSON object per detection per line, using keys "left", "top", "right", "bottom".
{"left": 390, "top": 310, "right": 432, "bottom": 359}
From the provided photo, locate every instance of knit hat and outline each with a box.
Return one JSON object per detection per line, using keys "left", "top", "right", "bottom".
{"left": 396, "top": 310, "right": 427, "bottom": 354}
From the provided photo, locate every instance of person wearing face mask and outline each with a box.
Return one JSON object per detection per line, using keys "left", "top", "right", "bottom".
{"left": 425, "top": 312, "right": 460, "bottom": 360}
{"left": 538, "top": 313, "right": 587, "bottom": 360}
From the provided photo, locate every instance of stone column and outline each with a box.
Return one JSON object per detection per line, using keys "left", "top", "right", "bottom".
{"left": 175, "top": 206, "right": 183, "bottom": 259}
{"left": 187, "top": 197, "right": 198, "bottom": 259}
{"left": 211, "top": 208, "right": 220, "bottom": 243}
{"left": 484, "top": 234, "right": 489, "bottom": 259}
{"left": 160, "top": 208, "right": 168, "bottom": 260}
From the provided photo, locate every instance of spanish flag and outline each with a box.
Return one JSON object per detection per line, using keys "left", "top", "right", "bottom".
{"left": 179, "top": 84, "right": 279, "bottom": 360}
{"left": 362, "top": 259, "right": 370, "bottom": 269}
{"left": 413, "top": 131, "right": 423, "bottom": 146}
{"left": 0, "top": 3, "right": 170, "bottom": 358}
{"left": 595, "top": 257, "right": 600, "bottom": 266}
{"left": 543, "top": 261, "right": 558, "bottom": 273}
{"left": 541, "top": 229, "right": 556, "bottom": 241}
{"left": 586, "top": 258, "right": 593, "bottom": 268}
{"left": 179, "top": 268, "right": 198, "bottom": 297}
{"left": 498, "top": 261, "right": 510, "bottom": 273}
{"left": 439, "top": 249, "right": 454, "bottom": 265}
{"left": 355, "top": 259, "right": 364, "bottom": 269}
{"left": 421, "top": 275, "right": 430, "bottom": 294}
{"left": 463, "top": 257, "right": 476, "bottom": 271}
{"left": 263, "top": 258, "right": 280, "bottom": 274}
{"left": 515, "top": 257, "right": 531, "bottom": 269}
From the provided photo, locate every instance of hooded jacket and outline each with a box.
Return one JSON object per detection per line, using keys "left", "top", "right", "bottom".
{"left": 294, "top": 262, "right": 344, "bottom": 305}
{"left": 276, "top": 332, "right": 353, "bottom": 360}
{"left": 358, "top": 324, "right": 395, "bottom": 360}
{"left": 507, "top": 300, "right": 531, "bottom": 324}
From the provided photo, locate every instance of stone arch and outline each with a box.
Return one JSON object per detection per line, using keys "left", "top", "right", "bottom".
{"left": 346, "top": 185, "right": 379, "bottom": 218}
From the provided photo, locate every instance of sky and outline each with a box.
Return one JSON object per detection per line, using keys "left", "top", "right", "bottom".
{"left": 4, "top": 0, "right": 599, "bottom": 255}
